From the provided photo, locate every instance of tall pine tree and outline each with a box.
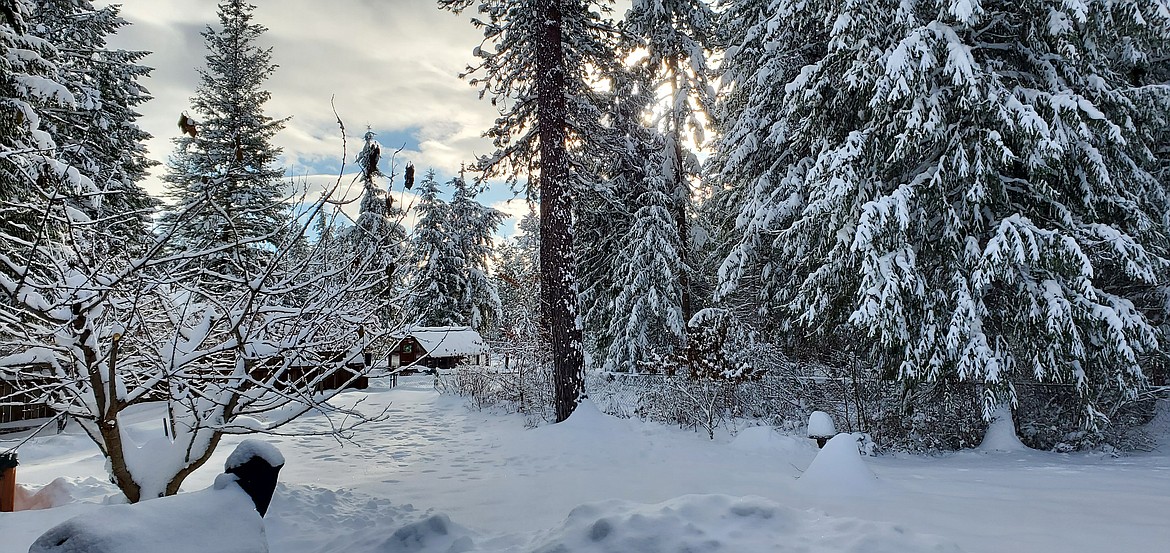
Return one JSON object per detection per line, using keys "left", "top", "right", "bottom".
{"left": 30, "top": 0, "right": 157, "bottom": 254}
{"left": 441, "top": 0, "right": 613, "bottom": 421}
{"left": 350, "top": 128, "right": 407, "bottom": 324}
{"left": 704, "top": 0, "right": 807, "bottom": 329}
{"left": 161, "top": 0, "right": 288, "bottom": 279}
{"left": 449, "top": 171, "right": 505, "bottom": 336}
{"left": 0, "top": 0, "right": 80, "bottom": 265}
{"left": 403, "top": 169, "right": 465, "bottom": 328}
{"left": 623, "top": 0, "right": 719, "bottom": 326}
{"left": 578, "top": 61, "right": 689, "bottom": 372}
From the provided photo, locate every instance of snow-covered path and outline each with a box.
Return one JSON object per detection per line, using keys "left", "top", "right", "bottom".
{"left": 3, "top": 376, "right": 1169, "bottom": 553}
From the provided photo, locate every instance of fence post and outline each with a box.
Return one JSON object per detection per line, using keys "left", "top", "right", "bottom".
{"left": 0, "top": 451, "right": 17, "bottom": 512}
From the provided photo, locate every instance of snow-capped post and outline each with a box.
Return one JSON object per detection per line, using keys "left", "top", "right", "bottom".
{"left": 0, "top": 451, "right": 16, "bottom": 512}
{"left": 808, "top": 411, "right": 836, "bottom": 449}
{"left": 224, "top": 440, "right": 285, "bottom": 517}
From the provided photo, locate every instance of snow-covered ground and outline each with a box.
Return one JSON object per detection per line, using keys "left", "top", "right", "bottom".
{"left": 2, "top": 375, "right": 1168, "bottom": 553}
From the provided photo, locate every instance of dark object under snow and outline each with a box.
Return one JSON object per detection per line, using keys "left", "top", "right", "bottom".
{"left": 404, "top": 163, "right": 415, "bottom": 189}
{"left": 808, "top": 411, "right": 837, "bottom": 449}
{"left": 225, "top": 441, "right": 285, "bottom": 517}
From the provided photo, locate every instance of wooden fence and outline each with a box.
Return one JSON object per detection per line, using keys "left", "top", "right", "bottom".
{"left": 0, "top": 378, "right": 53, "bottom": 427}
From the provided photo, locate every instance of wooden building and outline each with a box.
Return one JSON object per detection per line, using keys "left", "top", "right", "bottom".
{"left": 249, "top": 350, "right": 371, "bottom": 392}
{"left": 388, "top": 326, "right": 489, "bottom": 371}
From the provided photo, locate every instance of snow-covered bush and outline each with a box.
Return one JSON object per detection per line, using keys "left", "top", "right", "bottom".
{"left": 867, "top": 380, "right": 987, "bottom": 453}
{"left": 587, "top": 350, "right": 993, "bottom": 452}
{"left": 443, "top": 338, "right": 1157, "bottom": 451}
{"left": 1015, "top": 383, "right": 1161, "bottom": 452}
{"left": 437, "top": 340, "right": 556, "bottom": 425}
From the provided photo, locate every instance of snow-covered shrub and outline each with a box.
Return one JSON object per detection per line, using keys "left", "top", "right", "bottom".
{"left": 436, "top": 341, "right": 556, "bottom": 425}
{"left": 867, "top": 381, "right": 987, "bottom": 454}
{"left": 587, "top": 349, "right": 994, "bottom": 452}
{"left": 446, "top": 334, "right": 1161, "bottom": 452}
{"left": 1015, "top": 383, "right": 1161, "bottom": 452}
{"left": 448, "top": 365, "right": 501, "bottom": 411}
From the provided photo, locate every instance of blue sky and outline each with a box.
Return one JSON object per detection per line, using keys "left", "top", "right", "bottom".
{"left": 101, "top": 0, "right": 533, "bottom": 237}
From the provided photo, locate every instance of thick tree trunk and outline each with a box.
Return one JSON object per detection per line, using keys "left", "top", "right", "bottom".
{"left": 98, "top": 421, "right": 142, "bottom": 502}
{"left": 536, "top": 0, "right": 584, "bottom": 423}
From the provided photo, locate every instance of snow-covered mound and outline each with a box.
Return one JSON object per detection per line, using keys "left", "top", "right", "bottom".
{"left": 227, "top": 439, "right": 286, "bottom": 471}
{"left": 14, "top": 477, "right": 105, "bottom": 511}
{"left": 978, "top": 405, "right": 1028, "bottom": 453}
{"left": 267, "top": 489, "right": 962, "bottom": 553}
{"left": 513, "top": 398, "right": 633, "bottom": 453}
{"left": 28, "top": 480, "right": 266, "bottom": 553}
{"left": 797, "top": 433, "right": 879, "bottom": 494}
{"left": 377, "top": 513, "right": 475, "bottom": 553}
{"left": 729, "top": 425, "right": 816, "bottom": 456}
{"left": 552, "top": 398, "right": 626, "bottom": 434}
{"left": 528, "top": 495, "right": 960, "bottom": 553}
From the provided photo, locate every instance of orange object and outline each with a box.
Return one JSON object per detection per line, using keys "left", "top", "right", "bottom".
{"left": 1, "top": 452, "right": 16, "bottom": 512}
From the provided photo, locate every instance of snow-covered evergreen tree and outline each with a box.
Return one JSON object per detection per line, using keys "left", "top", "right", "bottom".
{"left": 576, "top": 0, "right": 719, "bottom": 372}
{"left": 29, "top": 0, "right": 157, "bottom": 254}
{"left": 623, "top": 0, "right": 719, "bottom": 324}
{"left": 160, "top": 0, "right": 288, "bottom": 279}
{"left": 604, "top": 177, "right": 689, "bottom": 372}
{"left": 576, "top": 63, "right": 689, "bottom": 372}
{"left": 715, "top": 0, "right": 1170, "bottom": 427}
{"left": 449, "top": 171, "right": 505, "bottom": 336}
{"left": 352, "top": 128, "right": 406, "bottom": 260}
{"left": 0, "top": 0, "right": 81, "bottom": 265}
{"left": 698, "top": 0, "right": 810, "bottom": 340}
{"left": 403, "top": 169, "right": 466, "bottom": 328}
{"left": 495, "top": 209, "right": 541, "bottom": 340}
{"left": 350, "top": 128, "right": 407, "bottom": 323}
{"left": 576, "top": 68, "right": 639, "bottom": 366}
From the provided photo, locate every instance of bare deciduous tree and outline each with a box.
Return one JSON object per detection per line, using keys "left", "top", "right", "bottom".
{"left": 1, "top": 142, "right": 403, "bottom": 502}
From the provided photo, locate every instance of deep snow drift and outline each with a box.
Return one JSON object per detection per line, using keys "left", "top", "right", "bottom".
{"left": 978, "top": 404, "right": 1029, "bottom": 452}
{"left": 27, "top": 478, "right": 265, "bottom": 553}
{"left": 1, "top": 376, "right": 1168, "bottom": 553}
{"left": 796, "top": 432, "right": 879, "bottom": 495}
{"left": 525, "top": 494, "right": 959, "bottom": 553}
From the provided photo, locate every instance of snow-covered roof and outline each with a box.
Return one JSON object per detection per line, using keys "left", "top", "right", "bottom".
{"left": 394, "top": 326, "right": 487, "bottom": 358}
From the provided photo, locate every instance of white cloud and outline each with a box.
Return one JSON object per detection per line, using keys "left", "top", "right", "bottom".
{"left": 102, "top": 0, "right": 499, "bottom": 203}
{"left": 491, "top": 197, "right": 535, "bottom": 239}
